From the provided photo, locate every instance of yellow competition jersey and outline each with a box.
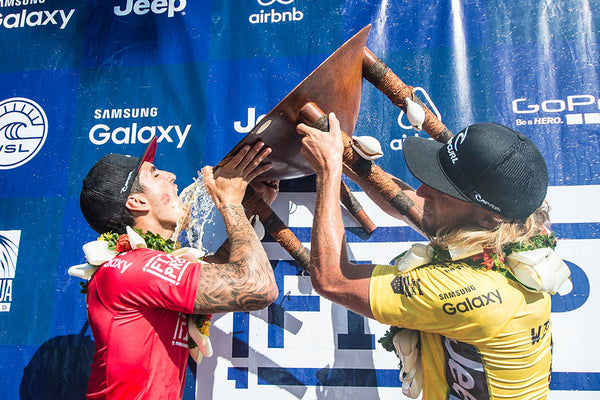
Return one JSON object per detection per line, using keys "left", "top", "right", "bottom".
{"left": 370, "top": 261, "right": 552, "bottom": 399}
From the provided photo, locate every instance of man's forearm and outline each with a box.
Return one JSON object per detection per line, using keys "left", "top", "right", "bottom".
{"left": 194, "top": 204, "right": 276, "bottom": 313}
{"left": 221, "top": 203, "right": 275, "bottom": 293}
{"left": 310, "top": 169, "right": 346, "bottom": 294}
{"left": 220, "top": 204, "right": 267, "bottom": 264}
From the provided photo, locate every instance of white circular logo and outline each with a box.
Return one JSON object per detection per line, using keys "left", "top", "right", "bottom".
{"left": 0, "top": 97, "right": 48, "bottom": 169}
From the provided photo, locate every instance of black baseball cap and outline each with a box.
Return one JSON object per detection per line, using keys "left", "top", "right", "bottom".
{"left": 80, "top": 137, "right": 157, "bottom": 234}
{"left": 403, "top": 122, "right": 548, "bottom": 220}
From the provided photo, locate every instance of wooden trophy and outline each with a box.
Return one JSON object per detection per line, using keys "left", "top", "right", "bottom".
{"left": 214, "top": 25, "right": 453, "bottom": 270}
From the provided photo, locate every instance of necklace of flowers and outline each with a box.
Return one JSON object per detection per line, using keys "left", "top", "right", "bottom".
{"left": 69, "top": 226, "right": 212, "bottom": 361}
{"left": 392, "top": 231, "right": 565, "bottom": 291}
{"left": 427, "top": 232, "right": 556, "bottom": 287}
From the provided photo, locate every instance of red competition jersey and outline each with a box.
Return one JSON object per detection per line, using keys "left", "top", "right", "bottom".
{"left": 85, "top": 248, "right": 202, "bottom": 400}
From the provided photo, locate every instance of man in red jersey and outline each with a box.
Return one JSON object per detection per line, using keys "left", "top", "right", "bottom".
{"left": 79, "top": 137, "right": 278, "bottom": 399}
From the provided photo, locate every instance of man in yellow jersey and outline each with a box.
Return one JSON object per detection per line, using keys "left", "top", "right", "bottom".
{"left": 296, "top": 115, "right": 569, "bottom": 399}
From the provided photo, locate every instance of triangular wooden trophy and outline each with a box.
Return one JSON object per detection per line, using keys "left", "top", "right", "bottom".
{"left": 215, "top": 25, "right": 453, "bottom": 270}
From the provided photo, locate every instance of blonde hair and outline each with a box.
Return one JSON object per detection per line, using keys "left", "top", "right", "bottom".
{"left": 430, "top": 202, "right": 551, "bottom": 254}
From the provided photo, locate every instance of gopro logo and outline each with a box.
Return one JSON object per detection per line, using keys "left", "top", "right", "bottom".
{"left": 114, "top": 0, "right": 187, "bottom": 18}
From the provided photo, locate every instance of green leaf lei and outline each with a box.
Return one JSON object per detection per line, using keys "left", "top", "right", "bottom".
{"left": 379, "top": 232, "right": 557, "bottom": 356}
{"left": 100, "top": 228, "right": 176, "bottom": 253}
{"left": 79, "top": 229, "right": 176, "bottom": 294}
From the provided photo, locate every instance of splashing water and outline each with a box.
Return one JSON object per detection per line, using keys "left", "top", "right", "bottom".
{"left": 172, "top": 172, "right": 227, "bottom": 255}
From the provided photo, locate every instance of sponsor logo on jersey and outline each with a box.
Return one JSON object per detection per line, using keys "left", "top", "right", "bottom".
{"left": 0, "top": 230, "right": 20, "bottom": 312}
{"left": 442, "top": 289, "right": 502, "bottom": 315}
{"left": 114, "top": 0, "right": 186, "bottom": 18}
{"left": 0, "top": 97, "right": 47, "bottom": 169}
{"left": 104, "top": 257, "right": 133, "bottom": 274}
{"left": 88, "top": 106, "right": 191, "bottom": 148}
{"left": 0, "top": 2, "right": 75, "bottom": 30}
{"left": 172, "top": 312, "right": 189, "bottom": 348}
{"left": 390, "top": 275, "right": 423, "bottom": 297}
{"left": 531, "top": 319, "right": 551, "bottom": 345}
{"left": 443, "top": 336, "right": 490, "bottom": 399}
{"left": 438, "top": 285, "right": 477, "bottom": 301}
{"left": 249, "top": 0, "right": 303, "bottom": 24}
{"left": 513, "top": 94, "right": 600, "bottom": 127}
{"left": 143, "top": 253, "right": 190, "bottom": 285}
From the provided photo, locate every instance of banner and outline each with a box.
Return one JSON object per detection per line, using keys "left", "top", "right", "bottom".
{"left": 1, "top": 1, "right": 598, "bottom": 399}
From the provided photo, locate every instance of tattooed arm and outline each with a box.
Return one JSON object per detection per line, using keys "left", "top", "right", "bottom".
{"left": 205, "top": 179, "right": 280, "bottom": 264}
{"left": 193, "top": 142, "right": 278, "bottom": 314}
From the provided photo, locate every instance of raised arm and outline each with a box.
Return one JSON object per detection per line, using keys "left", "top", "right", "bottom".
{"left": 297, "top": 113, "right": 375, "bottom": 318}
{"left": 193, "top": 142, "right": 278, "bottom": 314}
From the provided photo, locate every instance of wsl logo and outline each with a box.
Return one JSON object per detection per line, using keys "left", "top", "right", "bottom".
{"left": 0, "top": 230, "right": 20, "bottom": 312}
{"left": 0, "top": 97, "right": 48, "bottom": 169}
{"left": 250, "top": 0, "right": 303, "bottom": 24}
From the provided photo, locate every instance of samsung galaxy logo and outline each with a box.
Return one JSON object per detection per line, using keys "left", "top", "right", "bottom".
{"left": 89, "top": 106, "right": 191, "bottom": 148}
{"left": 438, "top": 285, "right": 477, "bottom": 301}
{"left": 442, "top": 290, "right": 502, "bottom": 315}
{"left": 89, "top": 123, "right": 191, "bottom": 149}
{"left": 0, "top": 0, "right": 45, "bottom": 6}
{"left": 0, "top": 7, "right": 74, "bottom": 30}
{"left": 104, "top": 257, "right": 133, "bottom": 274}
{"left": 114, "top": 0, "right": 186, "bottom": 18}
{"left": 94, "top": 107, "right": 158, "bottom": 120}
{"left": 250, "top": 0, "right": 303, "bottom": 24}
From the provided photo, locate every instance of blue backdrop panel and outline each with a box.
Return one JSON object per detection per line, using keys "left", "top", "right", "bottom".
{"left": 1, "top": 0, "right": 599, "bottom": 399}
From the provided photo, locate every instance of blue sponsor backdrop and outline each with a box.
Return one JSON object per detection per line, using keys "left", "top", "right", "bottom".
{"left": 1, "top": 0, "right": 599, "bottom": 399}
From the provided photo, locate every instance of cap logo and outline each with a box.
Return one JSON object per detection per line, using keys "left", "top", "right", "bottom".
{"left": 474, "top": 192, "right": 501, "bottom": 212}
{"left": 121, "top": 171, "right": 135, "bottom": 194}
{"left": 446, "top": 127, "right": 468, "bottom": 165}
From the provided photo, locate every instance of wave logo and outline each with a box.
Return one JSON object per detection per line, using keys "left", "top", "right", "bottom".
{"left": 0, "top": 97, "right": 48, "bottom": 169}
{"left": 250, "top": 0, "right": 303, "bottom": 24}
{"left": 0, "top": 230, "right": 20, "bottom": 312}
